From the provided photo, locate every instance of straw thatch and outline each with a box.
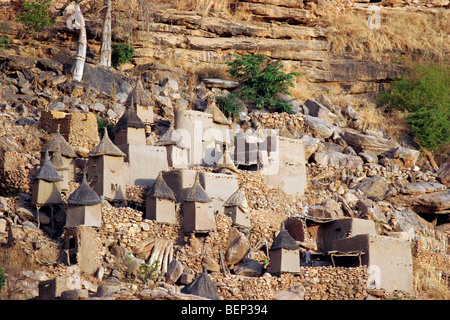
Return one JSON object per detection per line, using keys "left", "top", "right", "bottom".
{"left": 270, "top": 223, "right": 299, "bottom": 251}
{"left": 224, "top": 188, "right": 249, "bottom": 213}
{"left": 147, "top": 172, "right": 176, "bottom": 201}
{"left": 183, "top": 173, "right": 211, "bottom": 203}
{"left": 33, "top": 151, "right": 63, "bottom": 182}
{"left": 68, "top": 173, "right": 102, "bottom": 206}
{"left": 42, "top": 125, "right": 78, "bottom": 158}
{"left": 89, "top": 128, "right": 126, "bottom": 157}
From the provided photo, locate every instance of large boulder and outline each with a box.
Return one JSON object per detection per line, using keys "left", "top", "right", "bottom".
{"left": 343, "top": 131, "right": 400, "bottom": 156}
{"left": 355, "top": 175, "right": 393, "bottom": 201}
{"left": 437, "top": 163, "right": 450, "bottom": 187}
{"left": 303, "top": 115, "right": 339, "bottom": 139}
{"left": 313, "top": 151, "right": 364, "bottom": 168}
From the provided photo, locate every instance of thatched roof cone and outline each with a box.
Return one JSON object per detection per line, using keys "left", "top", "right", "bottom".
{"left": 51, "top": 145, "right": 69, "bottom": 171}
{"left": 183, "top": 173, "right": 211, "bottom": 203}
{"left": 33, "top": 150, "right": 63, "bottom": 182}
{"left": 147, "top": 172, "right": 176, "bottom": 201}
{"left": 125, "top": 79, "right": 154, "bottom": 107}
{"left": 89, "top": 128, "right": 126, "bottom": 157}
{"left": 270, "top": 223, "right": 299, "bottom": 251}
{"left": 68, "top": 172, "right": 102, "bottom": 206}
{"left": 115, "top": 96, "right": 146, "bottom": 130}
{"left": 224, "top": 187, "right": 249, "bottom": 213}
{"left": 42, "top": 125, "right": 78, "bottom": 158}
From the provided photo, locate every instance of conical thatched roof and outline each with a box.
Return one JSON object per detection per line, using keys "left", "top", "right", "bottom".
{"left": 180, "top": 268, "right": 221, "bottom": 300}
{"left": 89, "top": 128, "right": 126, "bottom": 157}
{"left": 115, "top": 97, "right": 146, "bottom": 130}
{"left": 270, "top": 223, "right": 299, "bottom": 251}
{"left": 42, "top": 125, "right": 78, "bottom": 158}
{"left": 215, "top": 147, "right": 238, "bottom": 173}
{"left": 51, "top": 145, "right": 68, "bottom": 171}
{"left": 183, "top": 173, "right": 211, "bottom": 203}
{"left": 125, "top": 79, "right": 154, "bottom": 107}
{"left": 147, "top": 172, "right": 176, "bottom": 201}
{"left": 68, "top": 173, "right": 102, "bottom": 206}
{"left": 224, "top": 188, "right": 249, "bottom": 213}
{"left": 205, "top": 98, "right": 231, "bottom": 125}
{"left": 34, "top": 151, "right": 63, "bottom": 182}
{"left": 154, "top": 123, "right": 187, "bottom": 149}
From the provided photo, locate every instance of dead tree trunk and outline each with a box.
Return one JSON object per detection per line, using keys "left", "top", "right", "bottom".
{"left": 67, "top": 2, "right": 87, "bottom": 82}
{"left": 99, "top": 0, "right": 112, "bottom": 67}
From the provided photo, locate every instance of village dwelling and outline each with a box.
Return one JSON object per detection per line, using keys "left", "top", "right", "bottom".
{"left": 268, "top": 223, "right": 301, "bottom": 275}
{"left": 41, "top": 125, "right": 78, "bottom": 182}
{"left": 182, "top": 173, "right": 215, "bottom": 234}
{"left": 32, "top": 151, "right": 63, "bottom": 206}
{"left": 124, "top": 79, "right": 155, "bottom": 125}
{"left": 66, "top": 173, "right": 103, "bottom": 228}
{"left": 114, "top": 99, "right": 169, "bottom": 186}
{"left": 50, "top": 145, "right": 69, "bottom": 194}
{"left": 145, "top": 172, "right": 177, "bottom": 225}
{"left": 87, "top": 128, "right": 127, "bottom": 202}
{"left": 154, "top": 123, "right": 189, "bottom": 168}
{"left": 114, "top": 99, "right": 147, "bottom": 147}
{"left": 223, "top": 187, "right": 251, "bottom": 229}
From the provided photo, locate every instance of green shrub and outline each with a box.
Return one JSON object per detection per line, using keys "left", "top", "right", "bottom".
{"left": 16, "top": 0, "right": 54, "bottom": 32}
{"left": 0, "top": 36, "right": 10, "bottom": 50}
{"left": 0, "top": 267, "right": 5, "bottom": 294}
{"left": 215, "top": 93, "right": 243, "bottom": 121}
{"left": 225, "top": 54, "right": 300, "bottom": 113}
{"left": 111, "top": 42, "right": 135, "bottom": 67}
{"left": 97, "top": 116, "right": 115, "bottom": 140}
{"left": 138, "top": 260, "right": 160, "bottom": 284}
{"left": 379, "top": 62, "right": 450, "bottom": 151}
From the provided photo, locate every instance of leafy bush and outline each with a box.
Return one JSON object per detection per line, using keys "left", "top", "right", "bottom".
{"left": 379, "top": 62, "right": 450, "bottom": 151}
{"left": 16, "top": 0, "right": 54, "bottom": 32}
{"left": 111, "top": 42, "right": 135, "bottom": 67}
{"left": 0, "top": 267, "right": 5, "bottom": 294}
{"left": 0, "top": 36, "right": 10, "bottom": 50}
{"left": 138, "top": 260, "right": 160, "bottom": 284}
{"left": 215, "top": 93, "right": 243, "bottom": 121}
{"left": 225, "top": 54, "right": 300, "bottom": 113}
{"left": 97, "top": 116, "right": 115, "bottom": 140}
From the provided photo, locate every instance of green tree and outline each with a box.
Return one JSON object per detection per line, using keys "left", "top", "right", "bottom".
{"left": 111, "top": 42, "right": 135, "bottom": 67}
{"left": 379, "top": 62, "right": 450, "bottom": 151}
{"left": 16, "top": 0, "right": 55, "bottom": 32}
{"left": 226, "top": 54, "right": 300, "bottom": 113}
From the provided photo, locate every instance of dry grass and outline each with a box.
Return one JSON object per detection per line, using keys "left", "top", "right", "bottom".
{"left": 321, "top": 5, "right": 450, "bottom": 61}
{"left": 413, "top": 242, "right": 450, "bottom": 300}
{"left": 0, "top": 243, "right": 39, "bottom": 300}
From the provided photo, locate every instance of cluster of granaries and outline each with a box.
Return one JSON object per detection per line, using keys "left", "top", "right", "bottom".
{"left": 31, "top": 80, "right": 252, "bottom": 235}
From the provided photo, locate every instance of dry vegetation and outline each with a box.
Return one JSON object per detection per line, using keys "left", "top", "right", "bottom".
{"left": 319, "top": 4, "right": 450, "bottom": 61}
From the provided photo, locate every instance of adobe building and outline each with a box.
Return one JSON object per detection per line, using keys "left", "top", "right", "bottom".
{"left": 40, "top": 110, "right": 100, "bottom": 155}
{"left": 262, "top": 134, "right": 307, "bottom": 196}
{"left": 214, "top": 143, "right": 239, "bottom": 174}
{"left": 114, "top": 100, "right": 168, "bottom": 186}
{"left": 182, "top": 173, "right": 215, "bottom": 234}
{"left": 145, "top": 172, "right": 177, "bottom": 224}
{"left": 317, "top": 218, "right": 377, "bottom": 252}
{"left": 50, "top": 145, "right": 69, "bottom": 194}
{"left": 174, "top": 109, "right": 214, "bottom": 166}
{"left": 332, "top": 234, "right": 414, "bottom": 293}
{"left": 162, "top": 168, "right": 198, "bottom": 202}
{"left": 32, "top": 151, "right": 63, "bottom": 206}
{"left": 64, "top": 225, "right": 100, "bottom": 275}
{"left": 66, "top": 173, "right": 103, "bottom": 228}
{"left": 154, "top": 123, "right": 189, "bottom": 168}
{"left": 42, "top": 125, "right": 78, "bottom": 182}
{"left": 268, "top": 224, "right": 301, "bottom": 275}
{"left": 198, "top": 171, "right": 239, "bottom": 214}
{"left": 87, "top": 128, "right": 127, "bottom": 202}
{"left": 125, "top": 79, "right": 154, "bottom": 124}
{"left": 223, "top": 187, "right": 251, "bottom": 229}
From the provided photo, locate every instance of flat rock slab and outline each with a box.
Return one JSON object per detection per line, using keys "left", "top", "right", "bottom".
{"left": 202, "top": 78, "right": 239, "bottom": 89}
{"left": 390, "top": 189, "right": 450, "bottom": 214}
{"left": 401, "top": 182, "right": 447, "bottom": 195}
